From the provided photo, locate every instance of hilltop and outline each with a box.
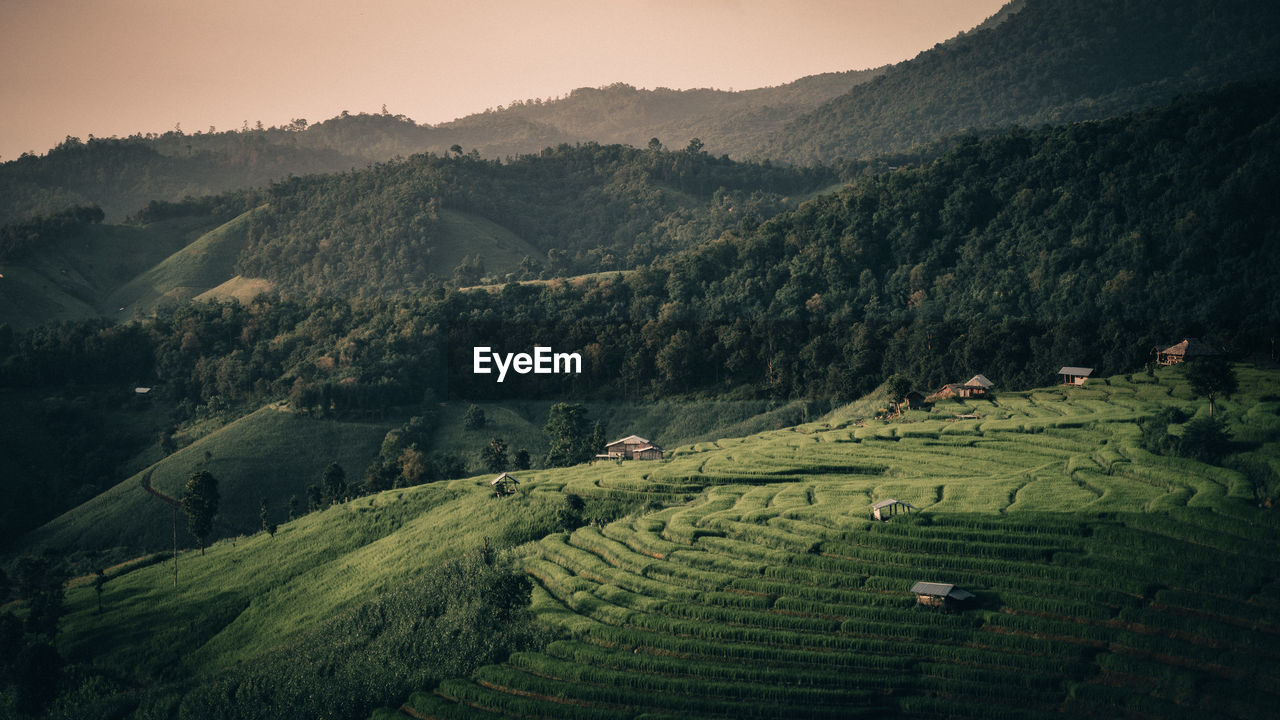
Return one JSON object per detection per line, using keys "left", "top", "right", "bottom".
{"left": 0, "top": 70, "right": 870, "bottom": 226}
{"left": 7, "top": 0, "right": 1280, "bottom": 226}
{"left": 766, "top": 0, "right": 1280, "bottom": 162}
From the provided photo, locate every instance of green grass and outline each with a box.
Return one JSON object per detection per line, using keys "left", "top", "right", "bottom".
{"left": 21, "top": 405, "right": 395, "bottom": 554}
{"left": 104, "top": 207, "right": 260, "bottom": 318}
{"left": 433, "top": 209, "right": 545, "bottom": 280}
{"left": 31, "top": 365, "right": 1280, "bottom": 718}
{"left": 0, "top": 215, "right": 215, "bottom": 329}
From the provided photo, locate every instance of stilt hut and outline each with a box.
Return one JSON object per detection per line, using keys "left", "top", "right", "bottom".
{"left": 911, "top": 582, "right": 975, "bottom": 608}
{"left": 490, "top": 472, "right": 520, "bottom": 496}
{"left": 871, "top": 498, "right": 916, "bottom": 521}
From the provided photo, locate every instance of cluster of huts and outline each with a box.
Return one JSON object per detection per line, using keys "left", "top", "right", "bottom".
{"left": 892, "top": 337, "right": 1218, "bottom": 416}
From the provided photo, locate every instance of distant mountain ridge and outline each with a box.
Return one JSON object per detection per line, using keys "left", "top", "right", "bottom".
{"left": 0, "top": 70, "right": 876, "bottom": 225}
{"left": 3, "top": 0, "right": 1278, "bottom": 225}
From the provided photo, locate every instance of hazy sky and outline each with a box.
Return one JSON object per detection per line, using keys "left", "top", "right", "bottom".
{"left": 1, "top": 0, "right": 1009, "bottom": 160}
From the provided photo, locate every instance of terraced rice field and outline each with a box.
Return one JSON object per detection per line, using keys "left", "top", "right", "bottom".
{"left": 379, "top": 371, "right": 1280, "bottom": 719}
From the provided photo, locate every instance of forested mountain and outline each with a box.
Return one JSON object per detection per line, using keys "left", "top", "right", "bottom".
{"left": 5, "top": 80, "right": 1276, "bottom": 427}
{"left": 0, "top": 71, "right": 873, "bottom": 226}
{"left": 8, "top": 0, "right": 1276, "bottom": 228}
{"left": 230, "top": 143, "right": 834, "bottom": 296}
{"left": 765, "top": 0, "right": 1280, "bottom": 163}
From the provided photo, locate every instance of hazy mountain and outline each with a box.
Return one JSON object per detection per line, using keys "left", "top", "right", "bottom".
{"left": 0, "top": 70, "right": 875, "bottom": 226}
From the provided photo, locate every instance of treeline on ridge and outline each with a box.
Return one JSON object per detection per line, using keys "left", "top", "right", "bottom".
{"left": 766, "top": 0, "right": 1280, "bottom": 163}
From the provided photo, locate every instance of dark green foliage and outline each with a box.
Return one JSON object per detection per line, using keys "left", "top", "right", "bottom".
{"left": 180, "top": 471, "right": 219, "bottom": 555}
{"left": 322, "top": 462, "right": 347, "bottom": 505}
{"left": 1179, "top": 416, "right": 1231, "bottom": 463}
{"left": 887, "top": 375, "right": 913, "bottom": 403}
{"left": 544, "top": 403, "right": 594, "bottom": 467}
{"left": 481, "top": 437, "right": 508, "bottom": 473}
{"left": 231, "top": 143, "right": 831, "bottom": 295}
{"left": 768, "top": 0, "right": 1280, "bottom": 163}
{"left": 169, "top": 552, "right": 548, "bottom": 720}
{"left": 258, "top": 498, "right": 269, "bottom": 533}
{"left": 1184, "top": 358, "right": 1238, "bottom": 417}
{"left": 287, "top": 494, "right": 298, "bottom": 521}
{"left": 1139, "top": 407, "right": 1188, "bottom": 456}
{"left": 589, "top": 421, "right": 607, "bottom": 460}
{"left": 0, "top": 205, "right": 103, "bottom": 261}
{"left": 514, "top": 449, "right": 531, "bottom": 471}
{"left": 305, "top": 483, "right": 321, "bottom": 512}
{"left": 93, "top": 568, "right": 105, "bottom": 613}
{"left": 558, "top": 494, "right": 586, "bottom": 532}
{"left": 13, "top": 641, "right": 62, "bottom": 715}
{"left": 463, "top": 404, "right": 486, "bottom": 431}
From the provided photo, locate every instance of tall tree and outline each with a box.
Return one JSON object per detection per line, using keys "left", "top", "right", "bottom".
{"left": 463, "top": 404, "right": 486, "bottom": 431}
{"left": 181, "top": 470, "right": 220, "bottom": 555}
{"left": 482, "top": 437, "right": 509, "bottom": 473}
{"left": 1184, "top": 359, "right": 1238, "bottom": 417}
{"left": 322, "top": 462, "right": 347, "bottom": 505}
{"left": 544, "top": 402, "right": 592, "bottom": 467}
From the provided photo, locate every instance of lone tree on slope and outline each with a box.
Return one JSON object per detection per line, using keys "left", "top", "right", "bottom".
{"left": 1185, "top": 358, "right": 1238, "bottom": 417}
{"left": 181, "top": 470, "right": 220, "bottom": 555}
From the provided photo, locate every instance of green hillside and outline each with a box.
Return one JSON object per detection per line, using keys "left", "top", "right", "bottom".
{"left": 432, "top": 209, "right": 544, "bottom": 278}
{"left": 36, "top": 366, "right": 1280, "bottom": 718}
{"left": 104, "top": 208, "right": 260, "bottom": 319}
{"left": 18, "top": 398, "right": 810, "bottom": 558}
{"left": 21, "top": 405, "right": 395, "bottom": 555}
{"left": 0, "top": 216, "right": 213, "bottom": 330}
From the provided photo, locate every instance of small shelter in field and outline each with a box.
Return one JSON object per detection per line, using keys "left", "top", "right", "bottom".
{"left": 1059, "top": 367, "right": 1093, "bottom": 386}
{"left": 911, "top": 581, "right": 975, "bottom": 608}
{"left": 871, "top": 498, "right": 916, "bottom": 521}
{"left": 134, "top": 387, "right": 152, "bottom": 395}
{"left": 1156, "top": 338, "right": 1220, "bottom": 366}
{"left": 490, "top": 472, "right": 520, "bottom": 496}
{"left": 598, "top": 435, "right": 664, "bottom": 461}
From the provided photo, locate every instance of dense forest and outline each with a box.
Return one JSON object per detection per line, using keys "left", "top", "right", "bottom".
{"left": 3, "top": 80, "right": 1277, "bottom": 544}
{"left": 765, "top": 0, "right": 1280, "bottom": 163}
{"left": 5, "top": 80, "right": 1277, "bottom": 406}
{"left": 231, "top": 142, "right": 834, "bottom": 295}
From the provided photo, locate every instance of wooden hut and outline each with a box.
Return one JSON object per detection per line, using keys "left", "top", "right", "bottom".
{"left": 490, "top": 472, "right": 520, "bottom": 496}
{"left": 598, "top": 435, "right": 664, "bottom": 461}
{"left": 910, "top": 581, "right": 975, "bottom": 608}
{"left": 1156, "top": 338, "right": 1219, "bottom": 366}
{"left": 871, "top": 498, "right": 916, "bottom": 521}
{"left": 1058, "top": 366, "right": 1093, "bottom": 386}
{"left": 933, "top": 374, "right": 994, "bottom": 400}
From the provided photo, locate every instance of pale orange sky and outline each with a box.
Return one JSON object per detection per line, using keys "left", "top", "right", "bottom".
{"left": 0, "top": 0, "right": 1009, "bottom": 160}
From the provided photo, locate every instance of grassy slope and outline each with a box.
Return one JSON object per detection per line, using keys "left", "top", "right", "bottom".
{"left": 104, "top": 208, "right": 260, "bottom": 319}
{"left": 22, "top": 406, "right": 395, "bottom": 554}
{"left": 433, "top": 209, "right": 544, "bottom": 277}
{"left": 20, "top": 398, "right": 807, "bottom": 556}
{"left": 50, "top": 366, "right": 1280, "bottom": 717}
{"left": 193, "top": 275, "right": 274, "bottom": 303}
{"left": 0, "top": 216, "right": 213, "bottom": 330}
